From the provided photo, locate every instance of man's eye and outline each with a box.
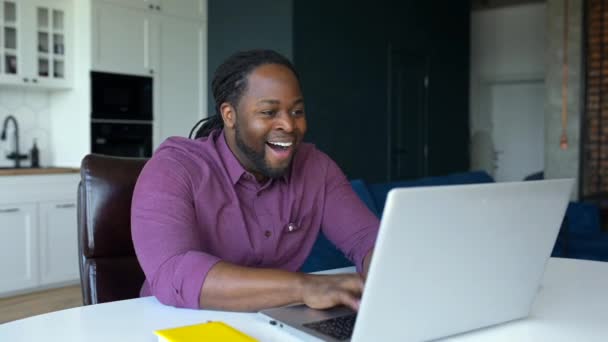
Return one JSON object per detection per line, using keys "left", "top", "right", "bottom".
{"left": 261, "top": 110, "right": 276, "bottom": 116}
{"left": 291, "top": 109, "right": 305, "bottom": 116}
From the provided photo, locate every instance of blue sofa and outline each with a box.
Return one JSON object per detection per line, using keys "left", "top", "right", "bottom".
{"left": 555, "top": 202, "right": 608, "bottom": 262}
{"left": 300, "top": 171, "right": 608, "bottom": 272}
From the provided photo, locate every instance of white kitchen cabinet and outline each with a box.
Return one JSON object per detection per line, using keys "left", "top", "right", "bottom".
{"left": 0, "top": 173, "right": 80, "bottom": 297}
{"left": 0, "top": 203, "right": 39, "bottom": 294}
{"left": 0, "top": 0, "right": 23, "bottom": 84}
{"left": 91, "top": 0, "right": 206, "bottom": 145}
{"left": 92, "top": 1, "right": 155, "bottom": 76}
{"left": 154, "top": 15, "right": 205, "bottom": 145}
{"left": 92, "top": 0, "right": 206, "bottom": 77}
{"left": 97, "top": 0, "right": 156, "bottom": 11}
{"left": 28, "top": 0, "right": 71, "bottom": 88}
{"left": 157, "top": 0, "right": 206, "bottom": 20}
{"left": 39, "top": 200, "right": 78, "bottom": 285}
{"left": 0, "top": 0, "right": 72, "bottom": 89}
{"left": 96, "top": 0, "right": 206, "bottom": 20}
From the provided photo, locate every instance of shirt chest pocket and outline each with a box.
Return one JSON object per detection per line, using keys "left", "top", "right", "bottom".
{"left": 271, "top": 212, "right": 321, "bottom": 266}
{"left": 276, "top": 212, "right": 318, "bottom": 243}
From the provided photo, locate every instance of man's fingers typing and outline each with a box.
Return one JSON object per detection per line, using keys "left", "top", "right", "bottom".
{"left": 338, "top": 291, "right": 361, "bottom": 311}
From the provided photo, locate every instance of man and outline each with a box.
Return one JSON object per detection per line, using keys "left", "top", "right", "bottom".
{"left": 131, "top": 50, "right": 379, "bottom": 312}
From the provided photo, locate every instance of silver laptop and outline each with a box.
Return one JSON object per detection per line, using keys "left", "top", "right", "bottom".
{"left": 260, "top": 179, "right": 573, "bottom": 341}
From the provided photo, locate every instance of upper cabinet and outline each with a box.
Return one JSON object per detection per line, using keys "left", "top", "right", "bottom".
{"left": 98, "top": 0, "right": 156, "bottom": 10}
{"left": 92, "top": 2, "right": 155, "bottom": 76}
{"left": 156, "top": 0, "right": 206, "bottom": 20}
{"left": 31, "top": 1, "right": 70, "bottom": 88}
{"left": 98, "top": 0, "right": 206, "bottom": 20}
{"left": 0, "top": 0, "right": 21, "bottom": 84}
{"left": 0, "top": 0, "right": 71, "bottom": 89}
{"left": 155, "top": 15, "right": 205, "bottom": 145}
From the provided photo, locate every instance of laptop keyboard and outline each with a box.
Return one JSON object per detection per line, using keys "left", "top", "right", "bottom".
{"left": 303, "top": 313, "right": 357, "bottom": 340}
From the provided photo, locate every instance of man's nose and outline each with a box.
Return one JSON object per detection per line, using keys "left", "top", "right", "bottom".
{"left": 275, "top": 111, "right": 295, "bottom": 132}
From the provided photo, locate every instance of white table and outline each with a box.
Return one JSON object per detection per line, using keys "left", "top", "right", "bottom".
{"left": 1, "top": 258, "right": 607, "bottom": 341}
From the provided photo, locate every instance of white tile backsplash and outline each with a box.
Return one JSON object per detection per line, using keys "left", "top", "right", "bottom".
{"left": 0, "top": 88, "right": 52, "bottom": 168}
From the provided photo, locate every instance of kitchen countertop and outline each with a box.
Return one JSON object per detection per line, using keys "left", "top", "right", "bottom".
{"left": 0, "top": 167, "right": 80, "bottom": 176}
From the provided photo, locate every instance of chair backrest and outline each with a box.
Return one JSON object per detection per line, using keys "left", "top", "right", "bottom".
{"left": 77, "top": 154, "right": 148, "bottom": 305}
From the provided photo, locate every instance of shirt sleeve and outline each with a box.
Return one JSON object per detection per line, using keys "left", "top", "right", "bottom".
{"left": 131, "top": 149, "right": 221, "bottom": 309}
{"left": 319, "top": 154, "right": 380, "bottom": 273}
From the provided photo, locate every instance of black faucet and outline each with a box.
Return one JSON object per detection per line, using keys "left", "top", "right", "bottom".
{"left": 1, "top": 115, "right": 28, "bottom": 168}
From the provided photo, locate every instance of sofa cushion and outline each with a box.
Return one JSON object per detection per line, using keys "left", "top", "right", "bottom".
{"left": 299, "top": 232, "right": 353, "bottom": 272}
{"left": 562, "top": 233, "right": 608, "bottom": 262}
{"left": 565, "top": 202, "right": 601, "bottom": 234}
{"left": 349, "top": 179, "right": 379, "bottom": 217}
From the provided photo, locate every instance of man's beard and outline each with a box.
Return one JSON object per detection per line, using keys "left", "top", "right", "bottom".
{"left": 234, "top": 123, "right": 290, "bottom": 179}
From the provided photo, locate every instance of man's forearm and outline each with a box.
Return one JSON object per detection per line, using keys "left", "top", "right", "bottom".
{"left": 199, "top": 261, "right": 305, "bottom": 311}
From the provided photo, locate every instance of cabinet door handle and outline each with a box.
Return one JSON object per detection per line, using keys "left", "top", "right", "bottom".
{"left": 0, "top": 208, "right": 20, "bottom": 213}
{"left": 32, "top": 78, "right": 38, "bottom": 83}
{"left": 149, "top": 4, "right": 154, "bottom": 9}
{"left": 156, "top": 5, "right": 161, "bottom": 10}
{"left": 23, "top": 77, "right": 29, "bottom": 83}
{"left": 149, "top": 69, "right": 154, "bottom": 75}
{"left": 55, "top": 203, "right": 76, "bottom": 209}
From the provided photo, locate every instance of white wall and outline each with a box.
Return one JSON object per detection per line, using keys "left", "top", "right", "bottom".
{"left": 470, "top": 3, "right": 547, "bottom": 176}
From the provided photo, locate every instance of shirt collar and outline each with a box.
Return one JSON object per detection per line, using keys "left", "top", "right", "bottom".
{"left": 217, "top": 129, "right": 247, "bottom": 185}
{"left": 216, "top": 129, "right": 292, "bottom": 186}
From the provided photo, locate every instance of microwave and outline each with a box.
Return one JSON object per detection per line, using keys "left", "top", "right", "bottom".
{"left": 91, "top": 71, "right": 153, "bottom": 121}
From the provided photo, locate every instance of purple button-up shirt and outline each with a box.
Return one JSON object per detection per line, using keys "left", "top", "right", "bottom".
{"left": 131, "top": 130, "right": 379, "bottom": 309}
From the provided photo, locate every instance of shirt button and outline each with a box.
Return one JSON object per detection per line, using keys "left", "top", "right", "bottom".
{"left": 264, "top": 230, "right": 272, "bottom": 238}
{"left": 287, "top": 223, "right": 297, "bottom": 232}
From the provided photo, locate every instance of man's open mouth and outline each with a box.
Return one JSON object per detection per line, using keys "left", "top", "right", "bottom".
{"left": 266, "top": 141, "right": 293, "bottom": 151}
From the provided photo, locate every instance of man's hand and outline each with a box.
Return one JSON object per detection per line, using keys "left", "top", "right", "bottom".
{"left": 300, "top": 273, "right": 364, "bottom": 311}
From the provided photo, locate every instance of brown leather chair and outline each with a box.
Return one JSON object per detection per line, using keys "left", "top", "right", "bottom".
{"left": 77, "top": 154, "right": 148, "bottom": 305}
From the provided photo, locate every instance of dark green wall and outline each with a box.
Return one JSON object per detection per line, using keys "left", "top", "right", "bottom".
{"left": 207, "top": 0, "right": 294, "bottom": 116}
{"left": 293, "top": 1, "right": 388, "bottom": 182}
{"left": 293, "top": 0, "right": 470, "bottom": 182}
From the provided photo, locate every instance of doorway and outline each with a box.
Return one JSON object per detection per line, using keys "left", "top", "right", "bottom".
{"left": 388, "top": 48, "right": 429, "bottom": 181}
{"left": 486, "top": 79, "right": 545, "bottom": 182}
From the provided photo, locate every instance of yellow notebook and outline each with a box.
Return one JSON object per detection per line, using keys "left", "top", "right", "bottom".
{"left": 154, "top": 321, "right": 258, "bottom": 342}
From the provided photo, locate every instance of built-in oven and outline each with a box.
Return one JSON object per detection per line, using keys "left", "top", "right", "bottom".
{"left": 91, "top": 71, "right": 153, "bottom": 121}
{"left": 91, "top": 122, "right": 152, "bottom": 158}
{"left": 91, "top": 71, "right": 153, "bottom": 158}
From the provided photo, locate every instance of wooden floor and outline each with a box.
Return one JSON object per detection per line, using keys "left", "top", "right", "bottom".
{"left": 0, "top": 285, "right": 82, "bottom": 324}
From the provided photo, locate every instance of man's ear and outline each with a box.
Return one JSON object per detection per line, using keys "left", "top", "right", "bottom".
{"left": 220, "top": 102, "right": 236, "bottom": 129}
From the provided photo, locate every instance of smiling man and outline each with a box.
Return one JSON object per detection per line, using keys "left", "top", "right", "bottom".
{"left": 131, "top": 50, "right": 379, "bottom": 312}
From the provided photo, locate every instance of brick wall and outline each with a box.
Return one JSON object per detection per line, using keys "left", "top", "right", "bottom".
{"left": 583, "top": 0, "right": 608, "bottom": 197}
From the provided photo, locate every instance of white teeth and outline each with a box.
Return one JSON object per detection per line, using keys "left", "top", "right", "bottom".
{"left": 268, "top": 141, "right": 293, "bottom": 147}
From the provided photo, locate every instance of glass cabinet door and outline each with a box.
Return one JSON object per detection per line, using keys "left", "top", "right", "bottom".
{"left": 0, "top": 1, "right": 19, "bottom": 77}
{"left": 35, "top": 5, "right": 65, "bottom": 80}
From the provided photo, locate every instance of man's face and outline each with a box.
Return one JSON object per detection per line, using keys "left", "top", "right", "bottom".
{"left": 222, "top": 63, "right": 307, "bottom": 181}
